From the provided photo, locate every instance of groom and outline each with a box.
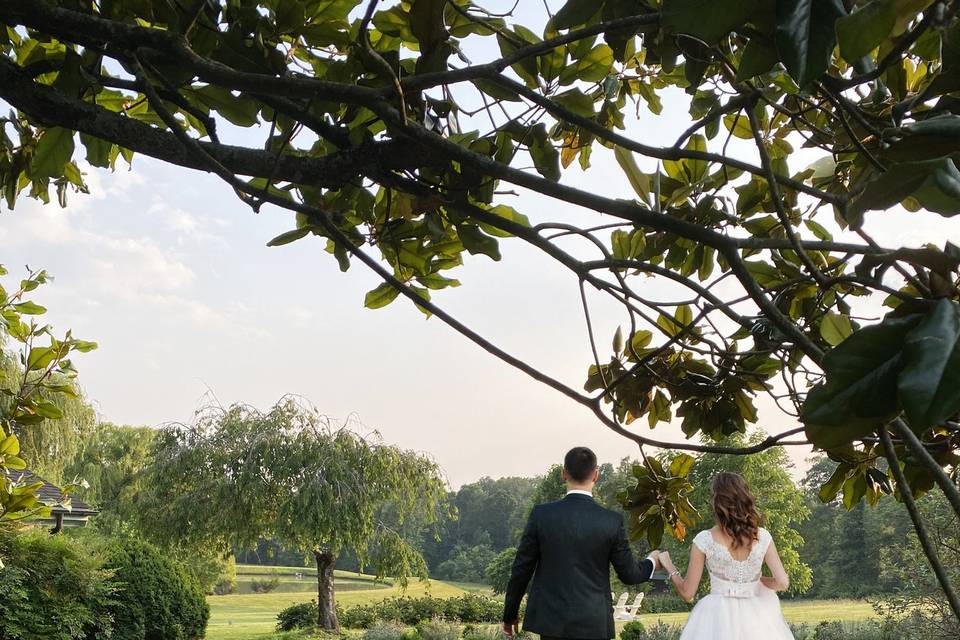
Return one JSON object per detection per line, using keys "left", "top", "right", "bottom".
{"left": 502, "top": 447, "right": 660, "bottom": 640}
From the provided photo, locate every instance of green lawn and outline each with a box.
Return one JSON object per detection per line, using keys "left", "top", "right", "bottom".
{"left": 207, "top": 570, "right": 484, "bottom": 640}
{"left": 208, "top": 569, "right": 876, "bottom": 640}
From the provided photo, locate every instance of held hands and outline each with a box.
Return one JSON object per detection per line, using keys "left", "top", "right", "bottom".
{"left": 502, "top": 622, "right": 519, "bottom": 639}
{"left": 659, "top": 551, "right": 676, "bottom": 573}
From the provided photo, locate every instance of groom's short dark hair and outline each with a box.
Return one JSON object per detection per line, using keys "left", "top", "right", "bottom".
{"left": 564, "top": 447, "right": 598, "bottom": 483}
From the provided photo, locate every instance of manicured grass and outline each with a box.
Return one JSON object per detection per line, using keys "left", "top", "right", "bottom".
{"left": 631, "top": 598, "right": 876, "bottom": 628}
{"left": 209, "top": 569, "right": 874, "bottom": 640}
{"left": 207, "top": 572, "right": 482, "bottom": 640}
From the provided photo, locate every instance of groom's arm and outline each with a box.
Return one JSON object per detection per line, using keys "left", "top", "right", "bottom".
{"left": 503, "top": 506, "right": 540, "bottom": 624}
{"left": 610, "top": 521, "right": 655, "bottom": 584}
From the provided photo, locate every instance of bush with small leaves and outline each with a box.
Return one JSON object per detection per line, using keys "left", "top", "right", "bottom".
{"left": 104, "top": 537, "right": 209, "bottom": 640}
{"left": 338, "top": 594, "right": 506, "bottom": 628}
{"left": 417, "top": 619, "right": 461, "bottom": 640}
{"left": 277, "top": 600, "right": 318, "bottom": 632}
{"left": 628, "top": 622, "right": 681, "bottom": 640}
{"left": 619, "top": 621, "right": 645, "bottom": 640}
{"left": 461, "top": 624, "right": 508, "bottom": 640}
{"left": 363, "top": 622, "right": 416, "bottom": 640}
{"left": 0, "top": 527, "right": 113, "bottom": 640}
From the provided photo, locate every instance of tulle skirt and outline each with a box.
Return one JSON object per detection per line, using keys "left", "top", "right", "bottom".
{"left": 678, "top": 586, "right": 794, "bottom": 640}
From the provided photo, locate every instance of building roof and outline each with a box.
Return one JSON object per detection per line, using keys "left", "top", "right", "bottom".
{"left": 4, "top": 469, "right": 99, "bottom": 517}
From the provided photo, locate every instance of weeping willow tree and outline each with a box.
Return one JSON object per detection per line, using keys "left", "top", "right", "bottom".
{"left": 2, "top": 0, "right": 960, "bottom": 618}
{"left": 137, "top": 399, "right": 449, "bottom": 630}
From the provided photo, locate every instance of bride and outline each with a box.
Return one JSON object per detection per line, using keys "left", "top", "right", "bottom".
{"left": 657, "top": 472, "right": 794, "bottom": 640}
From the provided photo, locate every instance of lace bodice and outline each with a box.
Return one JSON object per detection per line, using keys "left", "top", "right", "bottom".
{"left": 693, "top": 527, "right": 771, "bottom": 583}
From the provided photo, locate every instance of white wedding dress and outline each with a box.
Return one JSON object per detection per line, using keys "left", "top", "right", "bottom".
{"left": 678, "top": 527, "right": 794, "bottom": 640}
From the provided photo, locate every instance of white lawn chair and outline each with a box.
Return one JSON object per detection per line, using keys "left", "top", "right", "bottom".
{"left": 612, "top": 593, "right": 630, "bottom": 620}
{"left": 625, "top": 593, "right": 644, "bottom": 616}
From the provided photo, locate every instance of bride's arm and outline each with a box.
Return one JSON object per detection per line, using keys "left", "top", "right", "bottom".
{"left": 761, "top": 540, "right": 790, "bottom": 591}
{"left": 658, "top": 548, "right": 705, "bottom": 603}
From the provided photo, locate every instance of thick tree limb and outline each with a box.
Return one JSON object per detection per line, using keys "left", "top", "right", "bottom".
{"left": 0, "top": 57, "right": 418, "bottom": 188}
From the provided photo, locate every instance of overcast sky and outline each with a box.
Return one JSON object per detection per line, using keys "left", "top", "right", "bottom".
{"left": 4, "top": 2, "right": 960, "bottom": 488}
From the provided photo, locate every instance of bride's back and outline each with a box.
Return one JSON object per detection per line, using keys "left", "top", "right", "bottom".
{"left": 693, "top": 526, "right": 772, "bottom": 583}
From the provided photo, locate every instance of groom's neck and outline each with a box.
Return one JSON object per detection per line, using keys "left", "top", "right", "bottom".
{"left": 566, "top": 483, "right": 594, "bottom": 493}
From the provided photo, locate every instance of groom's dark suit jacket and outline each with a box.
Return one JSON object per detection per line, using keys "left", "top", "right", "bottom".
{"left": 502, "top": 493, "right": 655, "bottom": 640}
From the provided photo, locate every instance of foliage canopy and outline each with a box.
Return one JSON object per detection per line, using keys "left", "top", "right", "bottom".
{"left": 2, "top": 0, "right": 960, "bottom": 614}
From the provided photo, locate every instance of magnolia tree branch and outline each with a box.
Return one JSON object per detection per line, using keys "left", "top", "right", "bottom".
{"left": 881, "top": 426, "right": 960, "bottom": 621}
{"left": 121, "top": 60, "right": 812, "bottom": 457}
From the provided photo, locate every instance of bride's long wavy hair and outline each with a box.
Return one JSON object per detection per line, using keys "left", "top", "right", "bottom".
{"left": 711, "top": 472, "right": 761, "bottom": 550}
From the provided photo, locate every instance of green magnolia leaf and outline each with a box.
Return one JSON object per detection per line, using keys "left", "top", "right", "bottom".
{"left": 737, "top": 38, "right": 780, "bottom": 80}
{"left": 266, "top": 228, "right": 311, "bottom": 247}
{"left": 820, "top": 312, "right": 853, "bottom": 346}
{"left": 802, "top": 314, "right": 921, "bottom": 449}
{"left": 33, "top": 400, "right": 64, "bottom": 420}
{"left": 12, "top": 301, "right": 46, "bottom": 315}
{"left": 614, "top": 146, "right": 651, "bottom": 203}
{"left": 898, "top": 300, "right": 960, "bottom": 430}
{"left": 662, "top": 0, "right": 759, "bottom": 45}
{"left": 458, "top": 224, "right": 502, "bottom": 261}
{"left": 0, "top": 434, "right": 20, "bottom": 456}
{"left": 80, "top": 133, "right": 113, "bottom": 169}
{"left": 663, "top": 134, "right": 709, "bottom": 184}
{"left": 497, "top": 28, "right": 541, "bottom": 88}
{"left": 669, "top": 453, "right": 695, "bottom": 477}
{"left": 884, "top": 115, "right": 960, "bottom": 162}
{"left": 26, "top": 346, "right": 57, "bottom": 372}
{"left": 529, "top": 124, "right": 561, "bottom": 181}
{"left": 471, "top": 79, "right": 522, "bottom": 102}
{"left": 29, "top": 127, "right": 75, "bottom": 181}
{"left": 842, "top": 472, "right": 867, "bottom": 510}
{"left": 776, "top": 0, "right": 846, "bottom": 89}
{"left": 846, "top": 162, "right": 930, "bottom": 228}
{"left": 835, "top": 0, "right": 896, "bottom": 63}
{"left": 188, "top": 86, "right": 260, "bottom": 127}
{"left": 552, "top": 0, "right": 601, "bottom": 30}
{"left": 818, "top": 463, "right": 850, "bottom": 502}
{"left": 723, "top": 112, "right": 753, "bottom": 140}
{"left": 554, "top": 88, "right": 596, "bottom": 117}
{"left": 630, "top": 330, "right": 653, "bottom": 353}
{"left": 364, "top": 282, "right": 401, "bottom": 309}
{"left": 561, "top": 44, "right": 614, "bottom": 84}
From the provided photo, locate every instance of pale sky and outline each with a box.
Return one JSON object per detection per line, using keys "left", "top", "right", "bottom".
{"left": 4, "top": 2, "right": 960, "bottom": 488}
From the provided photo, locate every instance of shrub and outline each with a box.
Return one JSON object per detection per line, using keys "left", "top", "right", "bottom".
{"left": 462, "top": 625, "right": 515, "bottom": 640}
{"left": 277, "top": 600, "right": 318, "bottom": 631}
{"left": 104, "top": 537, "right": 209, "bottom": 640}
{"left": 619, "top": 621, "right": 645, "bottom": 640}
{"left": 338, "top": 602, "right": 379, "bottom": 629}
{"left": 0, "top": 527, "right": 114, "bottom": 640}
{"left": 251, "top": 575, "right": 281, "bottom": 593}
{"left": 788, "top": 619, "right": 912, "bottom": 640}
{"left": 631, "top": 622, "right": 681, "bottom": 640}
{"left": 417, "top": 618, "right": 461, "bottom": 640}
{"left": 364, "top": 622, "right": 414, "bottom": 640}
{"left": 338, "top": 594, "right": 505, "bottom": 628}
{"left": 212, "top": 577, "right": 236, "bottom": 595}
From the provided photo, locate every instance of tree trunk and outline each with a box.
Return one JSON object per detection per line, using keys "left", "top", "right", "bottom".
{"left": 315, "top": 549, "right": 339, "bottom": 631}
